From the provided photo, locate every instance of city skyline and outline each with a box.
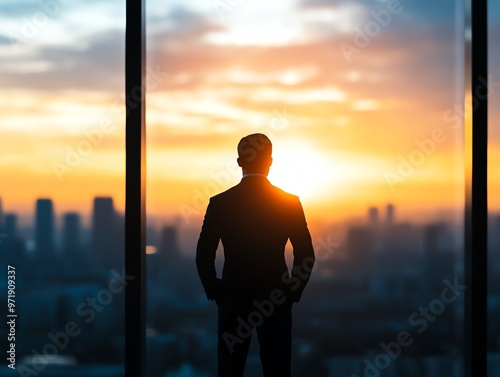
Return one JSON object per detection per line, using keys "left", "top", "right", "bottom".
{"left": 2, "top": 196, "right": 499, "bottom": 376}
{"left": 0, "top": 189, "right": 473, "bottom": 233}
{"left": 0, "top": 191, "right": 482, "bottom": 377}
{"left": 0, "top": 193, "right": 471, "bottom": 231}
{"left": 0, "top": 194, "right": 475, "bottom": 258}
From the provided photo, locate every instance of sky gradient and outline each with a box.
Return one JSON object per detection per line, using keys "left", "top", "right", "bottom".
{"left": 0, "top": 0, "right": 498, "bottom": 228}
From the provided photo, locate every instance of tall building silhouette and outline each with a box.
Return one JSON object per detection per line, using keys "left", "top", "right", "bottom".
{"left": 345, "top": 225, "right": 373, "bottom": 276}
{"left": 35, "top": 198, "right": 55, "bottom": 257}
{"left": 368, "top": 207, "right": 379, "bottom": 227}
{"left": 423, "top": 222, "right": 447, "bottom": 254}
{"left": 5, "top": 214, "right": 18, "bottom": 237}
{"left": 1, "top": 213, "right": 25, "bottom": 266}
{"left": 158, "top": 226, "right": 179, "bottom": 258}
{"left": 92, "top": 197, "right": 120, "bottom": 268}
{"left": 149, "top": 225, "right": 180, "bottom": 278}
{"left": 386, "top": 204, "right": 394, "bottom": 225}
{"left": 62, "top": 212, "right": 82, "bottom": 255}
{"left": 422, "top": 222, "right": 455, "bottom": 294}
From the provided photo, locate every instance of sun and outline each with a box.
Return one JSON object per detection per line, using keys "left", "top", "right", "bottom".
{"left": 267, "top": 141, "right": 334, "bottom": 201}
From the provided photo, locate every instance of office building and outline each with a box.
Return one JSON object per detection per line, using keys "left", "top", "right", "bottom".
{"left": 35, "top": 198, "right": 55, "bottom": 256}
{"left": 92, "top": 197, "right": 119, "bottom": 268}
{"left": 62, "top": 212, "right": 82, "bottom": 255}
{"left": 368, "top": 207, "right": 379, "bottom": 227}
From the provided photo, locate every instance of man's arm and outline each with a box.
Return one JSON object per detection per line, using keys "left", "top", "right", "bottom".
{"left": 288, "top": 196, "right": 315, "bottom": 302}
{"left": 196, "top": 198, "right": 220, "bottom": 301}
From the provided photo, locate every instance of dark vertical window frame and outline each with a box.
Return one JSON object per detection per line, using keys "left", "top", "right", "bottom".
{"left": 125, "top": 0, "right": 146, "bottom": 376}
{"left": 465, "top": 0, "right": 488, "bottom": 376}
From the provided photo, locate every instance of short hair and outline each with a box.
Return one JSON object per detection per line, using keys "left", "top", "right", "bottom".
{"left": 237, "top": 133, "right": 272, "bottom": 168}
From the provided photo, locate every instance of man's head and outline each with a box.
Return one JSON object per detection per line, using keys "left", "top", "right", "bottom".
{"left": 237, "top": 133, "right": 273, "bottom": 175}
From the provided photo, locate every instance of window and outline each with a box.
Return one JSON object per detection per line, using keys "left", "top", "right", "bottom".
{"left": 0, "top": 1, "right": 126, "bottom": 375}
{"left": 143, "top": 1, "right": 469, "bottom": 376}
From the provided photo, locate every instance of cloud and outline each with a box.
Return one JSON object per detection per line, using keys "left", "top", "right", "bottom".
{"left": 0, "top": 34, "right": 14, "bottom": 45}
{"left": 148, "top": 7, "right": 225, "bottom": 43}
{"left": 0, "top": 28, "right": 124, "bottom": 91}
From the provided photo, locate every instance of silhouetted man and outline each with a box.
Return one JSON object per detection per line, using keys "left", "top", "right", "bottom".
{"left": 196, "top": 133, "right": 315, "bottom": 377}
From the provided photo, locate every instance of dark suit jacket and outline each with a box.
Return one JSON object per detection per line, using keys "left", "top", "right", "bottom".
{"left": 196, "top": 175, "right": 315, "bottom": 303}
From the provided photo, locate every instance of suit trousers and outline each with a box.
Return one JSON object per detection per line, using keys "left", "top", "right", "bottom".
{"left": 216, "top": 295, "right": 293, "bottom": 377}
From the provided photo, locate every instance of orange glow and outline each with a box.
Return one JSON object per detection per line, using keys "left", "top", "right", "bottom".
{"left": 146, "top": 246, "right": 157, "bottom": 255}
{"left": 0, "top": 2, "right": 499, "bottom": 226}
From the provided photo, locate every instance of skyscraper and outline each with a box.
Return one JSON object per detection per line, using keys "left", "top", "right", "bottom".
{"left": 149, "top": 225, "right": 180, "bottom": 278}
{"left": 62, "top": 212, "right": 82, "bottom": 255}
{"left": 368, "top": 207, "right": 379, "bottom": 227}
{"left": 1, "top": 213, "right": 25, "bottom": 266}
{"left": 423, "top": 223, "right": 445, "bottom": 254}
{"left": 158, "top": 226, "right": 179, "bottom": 258}
{"left": 92, "top": 197, "right": 120, "bottom": 268}
{"left": 423, "top": 222, "right": 454, "bottom": 294}
{"left": 35, "top": 198, "right": 55, "bottom": 256}
{"left": 386, "top": 204, "right": 395, "bottom": 225}
{"left": 5, "top": 214, "right": 18, "bottom": 238}
{"left": 345, "top": 225, "right": 373, "bottom": 275}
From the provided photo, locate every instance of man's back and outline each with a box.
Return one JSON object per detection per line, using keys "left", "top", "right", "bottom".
{"left": 195, "top": 133, "right": 315, "bottom": 377}
{"left": 196, "top": 175, "right": 314, "bottom": 302}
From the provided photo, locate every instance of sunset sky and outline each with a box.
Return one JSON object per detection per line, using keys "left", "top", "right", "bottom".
{"left": 0, "top": 0, "right": 499, "bottom": 228}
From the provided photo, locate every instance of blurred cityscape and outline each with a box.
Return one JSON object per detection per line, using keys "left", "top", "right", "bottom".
{"left": 1, "top": 196, "right": 500, "bottom": 377}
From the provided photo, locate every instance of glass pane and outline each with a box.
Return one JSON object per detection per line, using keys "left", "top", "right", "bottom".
{"left": 488, "top": 0, "right": 500, "bottom": 375}
{"left": 146, "top": 0, "right": 466, "bottom": 376}
{"left": 0, "top": 1, "right": 125, "bottom": 375}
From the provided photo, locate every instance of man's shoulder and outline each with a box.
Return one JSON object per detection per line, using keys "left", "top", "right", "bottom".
{"left": 208, "top": 180, "right": 301, "bottom": 207}
{"left": 269, "top": 183, "right": 300, "bottom": 203}
{"left": 208, "top": 184, "right": 239, "bottom": 202}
